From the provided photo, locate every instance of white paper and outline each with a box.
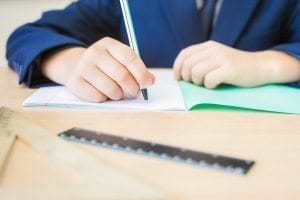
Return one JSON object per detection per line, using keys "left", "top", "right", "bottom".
{"left": 23, "top": 71, "right": 186, "bottom": 111}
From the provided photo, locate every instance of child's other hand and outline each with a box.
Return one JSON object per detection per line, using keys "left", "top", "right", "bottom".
{"left": 42, "top": 37, "right": 154, "bottom": 102}
{"left": 173, "top": 41, "right": 300, "bottom": 88}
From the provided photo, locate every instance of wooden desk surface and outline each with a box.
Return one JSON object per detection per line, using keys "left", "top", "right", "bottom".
{"left": 1, "top": 67, "right": 300, "bottom": 200}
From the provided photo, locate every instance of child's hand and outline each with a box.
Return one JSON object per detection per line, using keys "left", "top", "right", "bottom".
{"left": 42, "top": 37, "right": 154, "bottom": 102}
{"left": 173, "top": 41, "right": 300, "bottom": 88}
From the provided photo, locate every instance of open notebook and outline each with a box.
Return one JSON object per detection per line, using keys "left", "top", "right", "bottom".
{"left": 23, "top": 71, "right": 185, "bottom": 111}
{"left": 23, "top": 70, "right": 300, "bottom": 114}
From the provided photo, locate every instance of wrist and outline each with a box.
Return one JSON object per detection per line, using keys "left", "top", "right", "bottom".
{"left": 255, "top": 50, "right": 300, "bottom": 84}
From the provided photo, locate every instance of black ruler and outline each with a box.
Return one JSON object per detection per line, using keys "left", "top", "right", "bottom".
{"left": 59, "top": 127, "right": 255, "bottom": 175}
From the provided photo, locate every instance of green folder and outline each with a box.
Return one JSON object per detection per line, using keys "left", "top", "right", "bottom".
{"left": 178, "top": 81, "right": 300, "bottom": 114}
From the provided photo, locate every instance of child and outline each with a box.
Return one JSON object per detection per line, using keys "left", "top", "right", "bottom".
{"left": 6, "top": 0, "right": 300, "bottom": 102}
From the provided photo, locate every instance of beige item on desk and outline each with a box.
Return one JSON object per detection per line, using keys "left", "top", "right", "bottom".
{"left": 0, "top": 124, "right": 15, "bottom": 176}
{"left": 0, "top": 107, "right": 166, "bottom": 199}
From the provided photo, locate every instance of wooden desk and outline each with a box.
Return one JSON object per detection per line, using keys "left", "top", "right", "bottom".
{"left": 1, "top": 66, "right": 300, "bottom": 200}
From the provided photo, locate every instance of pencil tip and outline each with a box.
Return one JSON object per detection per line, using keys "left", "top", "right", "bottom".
{"left": 141, "top": 89, "right": 148, "bottom": 101}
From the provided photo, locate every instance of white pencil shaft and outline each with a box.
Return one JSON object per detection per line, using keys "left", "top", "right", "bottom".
{"left": 119, "top": 0, "right": 141, "bottom": 56}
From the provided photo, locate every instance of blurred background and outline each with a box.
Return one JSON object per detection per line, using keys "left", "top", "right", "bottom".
{"left": 0, "top": 0, "right": 73, "bottom": 67}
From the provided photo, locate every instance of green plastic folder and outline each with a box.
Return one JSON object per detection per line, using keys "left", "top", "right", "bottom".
{"left": 179, "top": 81, "right": 300, "bottom": 114}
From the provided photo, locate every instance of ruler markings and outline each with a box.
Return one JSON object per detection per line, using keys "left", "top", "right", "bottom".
{"left": 59, "top": 127, "right": 255, "bottom": 175}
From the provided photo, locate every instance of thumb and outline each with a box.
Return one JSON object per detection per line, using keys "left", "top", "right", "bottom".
{"left": 204, "top": 67, "right": 227, "bottom": 89}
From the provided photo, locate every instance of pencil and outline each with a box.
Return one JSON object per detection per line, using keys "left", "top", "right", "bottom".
{"left": 119, "top": 0, "right": 148, "bottom": 101}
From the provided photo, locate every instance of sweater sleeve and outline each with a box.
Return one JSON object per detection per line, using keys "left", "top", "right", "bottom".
{"left": 6, "top": 0, "right": 121, "bottom": 87}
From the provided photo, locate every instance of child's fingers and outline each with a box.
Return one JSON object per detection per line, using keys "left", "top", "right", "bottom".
{"left": 191, "top": 61, "right": 219, "bottom": 85}
{"left": 204, "top": 67, "right": 228, "bottom": 89}
{"left": 82, "top": 64, "right": 123, "bottom": 101}
{"left": 67, "top": 78, "right": 107, "bottom": 103}
{"left": 173, "top": 45, "right": 198, "bottom": 80}
{"left": 97, "top": 37, "right": 154, "bottom": 88}
{"left": 173, "top": 41, "right": 216, "bottom": 80}
{"left": 88, "top": 48, "right": 140, "bottom": 98}
{"left": 181, "top": 52, "right": 213, "bottom": 82}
